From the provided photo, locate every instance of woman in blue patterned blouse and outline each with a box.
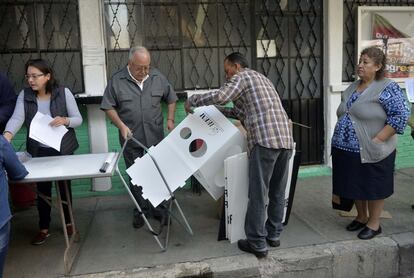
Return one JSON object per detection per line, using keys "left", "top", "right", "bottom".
{"left": 331, "top": 46, "right": 409, "bottom": 240}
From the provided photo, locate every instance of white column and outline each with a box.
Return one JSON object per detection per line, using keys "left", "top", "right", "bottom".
{"left": 78, "top": 0, "right": 111, "bottom": 190}
{"left": 323, "top": 0, "right": 346, "bottom": 167}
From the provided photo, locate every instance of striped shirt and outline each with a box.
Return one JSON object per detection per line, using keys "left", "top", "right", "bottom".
{"left": 188, "top": 68, "right": 294, "bottom": 151}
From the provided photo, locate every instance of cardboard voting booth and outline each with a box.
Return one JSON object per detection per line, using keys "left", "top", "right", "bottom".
{"left": 126, "top": 105, "right": 246, "bottom": 207}
{"left": 224, "top": 152, "right": 249, "bottom": 242}
{"left": 224, "top": 147, "right": 297, "bottom": 243}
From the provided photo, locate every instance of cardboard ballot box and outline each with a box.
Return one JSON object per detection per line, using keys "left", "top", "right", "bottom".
{"left": 126, "top": 105, "right": 246, "bottom": 207}
{"left": 223, "top": 146, "right": 298, "bottom": 243}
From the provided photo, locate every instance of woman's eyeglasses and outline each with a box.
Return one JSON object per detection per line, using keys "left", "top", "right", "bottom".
{"left": 25, "top": 73, "right": 45, "bottom": 80}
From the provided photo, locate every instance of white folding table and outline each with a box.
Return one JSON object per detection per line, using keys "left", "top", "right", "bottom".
{"left": 15, "top": 152, "right": 119, "bottom": 275}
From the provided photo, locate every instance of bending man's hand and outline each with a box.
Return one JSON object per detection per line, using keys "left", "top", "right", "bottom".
{"left": 184, "top": 100, "right": 194, "bottom": 114}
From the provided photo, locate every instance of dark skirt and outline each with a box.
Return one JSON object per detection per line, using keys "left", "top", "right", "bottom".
{"left": 332, "top": 147, "right": 396, "bottom": 200}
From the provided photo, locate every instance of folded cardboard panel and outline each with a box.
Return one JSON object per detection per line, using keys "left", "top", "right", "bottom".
{"left": 126, "top": 105, "right": 246, "bottom": 207}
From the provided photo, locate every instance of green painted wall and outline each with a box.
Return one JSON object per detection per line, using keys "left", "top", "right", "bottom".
{"left": 11, "top": 99, "right": 414, "bottom": 198}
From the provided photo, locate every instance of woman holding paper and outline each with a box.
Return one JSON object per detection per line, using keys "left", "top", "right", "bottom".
{"left": 3, "top": 59, "right": 82, "bottom": 245}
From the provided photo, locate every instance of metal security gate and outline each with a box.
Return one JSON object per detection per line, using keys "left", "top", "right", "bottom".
{"left": 0, "top": 0, "right": 83, "bottom": 93}
{"left": 105, "top": 0, "right": 324, "bottom": 165}
{"left": 254, "top": 1, "right": 323, "bottom": 165}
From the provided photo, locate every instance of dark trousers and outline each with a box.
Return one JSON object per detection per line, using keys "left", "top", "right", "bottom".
{"left": 245, "top": 145, "right": 292, "bottom": 251}
{"left": 123, "top": 144, "right": 166, "bottom": 218}
{"left": 36, "top": 147, "right": 73, "bottom": 230}
{"left": 0, "top": 221, "right": 10, "bottom": 278}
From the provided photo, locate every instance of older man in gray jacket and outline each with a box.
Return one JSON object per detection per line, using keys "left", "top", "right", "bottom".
{"left": 101, "top": 46, "right": 178, "bottom": 229}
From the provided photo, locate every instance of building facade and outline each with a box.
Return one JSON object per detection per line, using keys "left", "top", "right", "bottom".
{"left": 1, "top": 0, "right": 413, "bottom": 195}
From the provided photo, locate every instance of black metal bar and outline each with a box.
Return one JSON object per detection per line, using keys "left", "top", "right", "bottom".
{"left": 33, "top": 1, "right": 39, "bottom": 56}
{"left": 249, "top": 0, "right": 256, "bottom": 70}
{"left": 178, "top": 0, "right": 185, "bottom": 90}
{"left": 0, "top": 1, "right": 77, "bottom": 4}
{"left": 0, "top": 48, "right": 82, "bottom": 54}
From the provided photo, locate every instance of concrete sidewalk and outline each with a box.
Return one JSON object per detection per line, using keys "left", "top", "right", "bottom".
{"left": 4, "top": 168, "right": 414, "bottom": 278}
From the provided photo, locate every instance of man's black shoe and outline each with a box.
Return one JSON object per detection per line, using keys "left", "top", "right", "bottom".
{"left": 132, "top": 215, "right": 145, "bottom": 229}
{"left": 266, "top": 238, "right": 280, "bottom": 247}
{"left": 237, "top": 239, "right": 268, "bottom": 258}
{"left": 132, "top": 209, "right": 145, "bottom": 229}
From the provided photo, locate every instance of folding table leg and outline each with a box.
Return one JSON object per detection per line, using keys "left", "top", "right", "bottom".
{"left": 55, "top": 182, "right": 81, "bottom": 275}
{"left": 63, "top": 182, "right": 80, "bottom": 242}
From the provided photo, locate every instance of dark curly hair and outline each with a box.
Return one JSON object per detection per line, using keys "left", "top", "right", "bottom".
{"left": 360, "top": 46, "right": 386, "bottom": 80}
{"left": 25, "top": 59, "right": 58, "bottom": 94}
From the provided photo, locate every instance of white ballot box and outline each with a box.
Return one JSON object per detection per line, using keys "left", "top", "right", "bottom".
{"left": 224, "top": 146, "right": 296, "bottom": 243}
{"left": 224, "top": 152, "right": 249, "bottom": 242}
{"left": 126, "top": 105, "right": 246, "bottom": 207}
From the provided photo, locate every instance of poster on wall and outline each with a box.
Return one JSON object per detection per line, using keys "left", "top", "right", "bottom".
{"left": 357, "top": 7, "right": 414, "bottom": 82}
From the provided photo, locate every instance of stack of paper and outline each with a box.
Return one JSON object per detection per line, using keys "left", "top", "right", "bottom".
{"left": 29, "top": 112, "right": 68, "bottom": 151}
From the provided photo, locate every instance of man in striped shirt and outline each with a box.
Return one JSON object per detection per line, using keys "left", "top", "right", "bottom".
{"left": 185, "top": 52, "right": 294, "bottom": 258}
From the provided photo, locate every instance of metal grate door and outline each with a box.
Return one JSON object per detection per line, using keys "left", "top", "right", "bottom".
{"left": 0, "top": 0, "right": 83, "bottom": 93}
{"left": 105, "top": 0, "right": 324, "bottom": 164}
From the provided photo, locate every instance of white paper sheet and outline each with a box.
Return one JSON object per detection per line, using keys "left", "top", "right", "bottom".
{"left": 405, "top": 79, "right": 414, "bottom": 103}
{"left": 29, "top": 112, "right": 68, "bottom": 151}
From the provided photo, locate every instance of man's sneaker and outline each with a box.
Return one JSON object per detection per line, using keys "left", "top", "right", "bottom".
{"left": 31, "top": 231, "right": 50, "bottom": 245}
{"left": 266, "top": 238, "right": 280, "bottom": 247}
{"left": 237, "top": 239, "right": 268, "bottom": 258}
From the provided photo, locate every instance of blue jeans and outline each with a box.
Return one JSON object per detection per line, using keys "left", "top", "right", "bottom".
{"left": 244, "top": 145, "right": 292, "bottom": 251}
{"left": 0, "top": 221, "right": 11, "bottom": 278}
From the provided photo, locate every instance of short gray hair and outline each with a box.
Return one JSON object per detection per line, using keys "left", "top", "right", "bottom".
{"left": 128, "top": 46, "right": 150, "bottom": 61}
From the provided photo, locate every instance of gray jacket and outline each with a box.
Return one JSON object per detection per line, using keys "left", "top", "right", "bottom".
{"left": 101, "top": 66, "right": 177, "bottom": 148}
{"left": 337, "top": 78, "right": 395, "bottom": 163}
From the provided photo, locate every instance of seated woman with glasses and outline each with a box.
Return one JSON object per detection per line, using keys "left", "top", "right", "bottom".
{"left": 3, "top": 59, "right": 83, "bottom": 245}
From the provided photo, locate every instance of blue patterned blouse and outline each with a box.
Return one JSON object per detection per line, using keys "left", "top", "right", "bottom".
{"left": 332, "top": 81, "right": 409, "bottom": 152}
